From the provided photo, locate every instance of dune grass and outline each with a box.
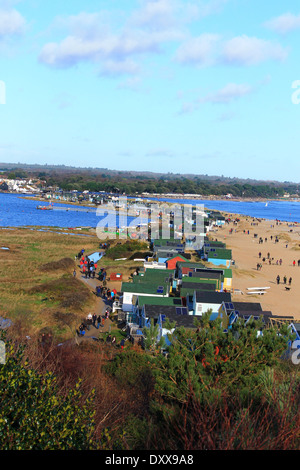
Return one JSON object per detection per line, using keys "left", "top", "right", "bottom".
{"left": 0, "top": 228, "right": 100, "bottom": 340}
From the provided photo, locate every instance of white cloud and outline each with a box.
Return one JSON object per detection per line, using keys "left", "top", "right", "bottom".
{"left": 175, "top": 33, "right": 220, "bottom": 65}
{"left": 39, "top": 5, "right": 183, "bottom": 73}
{"left": 221, "top": 35, "right": 288, "bottom": 65}
{"left": 0, "top": 8, "right": 25, "bottom": 38}
{"left": 202, "top": 82, "right": 253, "bottom": 103}
{"left": 177, "top": 82, "right": 255, "bottom": 115}
{"left": 130, "top": 0, "right": 177, "bottom": 31}
{"left": 175, "top": 33, "right": 287, "bottom": 68}
{"left": 39, "top": 1, "right": 228, "bottom": 74}
{"left": 195, "top": 0, "right": 230, "bottom": 18}
{"left": 265, "top": 12, "right": 300, "bottom": 34}
{"left": 100, "top": 59, "right": 140, "bottom": 77}
{"left": 39, "top": 30, "right": 166, "bottom": 69}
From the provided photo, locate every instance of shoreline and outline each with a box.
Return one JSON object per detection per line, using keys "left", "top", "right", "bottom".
{"left": 20, "top": 193, "right": 300, "bottom": 204}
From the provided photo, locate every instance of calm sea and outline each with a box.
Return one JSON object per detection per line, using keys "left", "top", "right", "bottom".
{"left": 144, "top": 196, "right": 300, "bottom": 224}
{"left": 0, "top": 193, "right": 138, "bottom": 229}
{"left": 0, "top": 193, "right": 299, "bottom": 228}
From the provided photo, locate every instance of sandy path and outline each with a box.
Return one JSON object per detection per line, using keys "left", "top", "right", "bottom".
{"left": 209, "top": 214, "right": 300, "bottom": 321}
{"left": 75, "top": 268, "right": 123, "bottom": 343}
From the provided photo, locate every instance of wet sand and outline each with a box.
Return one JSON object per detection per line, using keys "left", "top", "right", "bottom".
{"left": 209, "top": 214, "right": 300, "bottom": 321}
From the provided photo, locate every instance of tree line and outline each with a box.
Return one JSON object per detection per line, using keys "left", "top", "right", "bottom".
{"left": 1, "top": 168, "right": 299, "bottom": 198}
{"left": 43, "top": 174, "right": 299, "bottom": 198}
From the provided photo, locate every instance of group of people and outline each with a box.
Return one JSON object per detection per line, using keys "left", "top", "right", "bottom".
{"left": 95, "top": 285, "right": 117, "bottom": 304}
{"left": 105, "top": 334, "right": 116, "bottom": 345}
{"left": 76, "top": 312, "right": 104, "bottom": 336}
{"left": 276, "top": 275, "right": 292, "bottom": 286}
{"left": 257, "top": 252, "right": 283, "bottom": 266}
{"left": 77, "top": 318, "right": 125, "bottom": 350}
{"left": 80, "top": 255, "right": 98, "bottom": 279}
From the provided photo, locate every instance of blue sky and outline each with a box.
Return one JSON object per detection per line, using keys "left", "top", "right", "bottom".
{"left": 0, "top": 0, "right": 300, "bottom": 182}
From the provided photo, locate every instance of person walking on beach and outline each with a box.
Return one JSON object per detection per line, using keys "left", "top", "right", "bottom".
{"left": 276, "top": 275, "right": 280, "bottom": 285}
{"left": 283, "top": 276, "right": 287, "bottom": 285}
{"left": 293, "top": 260, "right": 296, "bottom": 267}
{"left": 289, "top": 277, "right": 292, "bottom": 286}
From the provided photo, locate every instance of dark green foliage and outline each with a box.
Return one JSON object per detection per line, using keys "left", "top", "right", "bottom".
{"left": 153, "top": 313, "right": 294, "bottom": 408}
{"left": 105, "top": 241, "right": 148, "bottom": 259}
{"left": 104, "top": 349, "right": 154, "bottom": 388}
{"left": 142, "top": 319, "right": 165, "bottom": 353}
{"left": 0, "top": 332, "right": 96, "bottom": 450}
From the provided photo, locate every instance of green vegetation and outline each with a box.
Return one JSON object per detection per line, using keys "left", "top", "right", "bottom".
{"left": 0, "top": 303, "right": 299, "bottom": 450}
{"left": 0, "top": 228, "right": 99, "bottom": 340}
{"left": 46, "top": 175, "right": 297, "bottom": 198}
{"left": 0, "top": 332, "right": 96, "bottom": 450}
{"left": 1, "top": 165, "right": 299, "bottom": 198}
{"left": 105, "top": 240, "right": 149, "bottom": 259}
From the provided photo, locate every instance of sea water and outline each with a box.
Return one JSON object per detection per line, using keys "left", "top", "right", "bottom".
{"left": 144, "top": 197, "right": 300, "bottom": 224}
{"left": 0, "top": 193, "right": 147, "bottom": 228}
{"left": 0, "top": 193, "right": 299, "bottom": 228}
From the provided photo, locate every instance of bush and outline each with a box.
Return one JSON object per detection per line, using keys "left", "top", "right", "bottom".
{"left": 0, "top": 332, "right": 96, "bottom": 450}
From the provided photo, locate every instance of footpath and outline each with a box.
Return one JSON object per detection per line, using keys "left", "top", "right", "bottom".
{"left": 74, "top": 264, "right": 119, "bottom": 345}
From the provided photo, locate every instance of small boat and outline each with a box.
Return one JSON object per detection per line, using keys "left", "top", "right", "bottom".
{"left": 37, "top": 204, "right": 53, "bottom": 210}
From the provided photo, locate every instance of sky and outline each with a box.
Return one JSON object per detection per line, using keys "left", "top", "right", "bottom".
{"left": 0, "top": 0, "right": 300, "bottom": 183}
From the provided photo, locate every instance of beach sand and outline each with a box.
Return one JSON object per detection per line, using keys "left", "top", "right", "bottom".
{"left": 209, "top": 214, "right": 300, "bottom": 321}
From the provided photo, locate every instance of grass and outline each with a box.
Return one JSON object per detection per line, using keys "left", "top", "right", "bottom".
{"left": 105, "top": 240, "right": 149, "bottom": 259}
{"left": 0, "top": 229, "right": 152, "bottom": 340}
{"left": 233, "top": 268, "right": 258, "bottom": 278}
{"left": 278, "top": 233, "right": 292, "bottom": 243}
{"left": 0, "top": 228, "right": 100, "bottom": 341}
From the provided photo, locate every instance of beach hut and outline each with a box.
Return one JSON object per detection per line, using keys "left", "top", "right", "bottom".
{"left": 206, "top": 248, "right": 232, "bottom": 268}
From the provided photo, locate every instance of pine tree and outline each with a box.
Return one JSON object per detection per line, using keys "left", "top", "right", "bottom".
{"left": 142, "top": 319, "right": 165, "bottom": 353}
{"left": 153, "top": 311, "right": 294, "bottom": 408}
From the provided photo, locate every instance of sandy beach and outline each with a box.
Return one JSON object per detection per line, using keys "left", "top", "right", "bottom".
{"left": 209, "top": 213, "right": 300, "bottom": 321}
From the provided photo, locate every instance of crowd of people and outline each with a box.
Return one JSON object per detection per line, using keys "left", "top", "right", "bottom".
{"left": 253, "top": 235, "right": 299, "bottom": 290}
{"left": 78, "top": 251, "right": 98, "bottom": 279}
{"left": 75, "top": 248, "right": 124, "bottom": 348}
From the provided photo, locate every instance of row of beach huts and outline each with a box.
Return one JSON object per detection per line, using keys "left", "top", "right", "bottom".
{"left": 114, "top": 221, "right": 300, "bottom": 352}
